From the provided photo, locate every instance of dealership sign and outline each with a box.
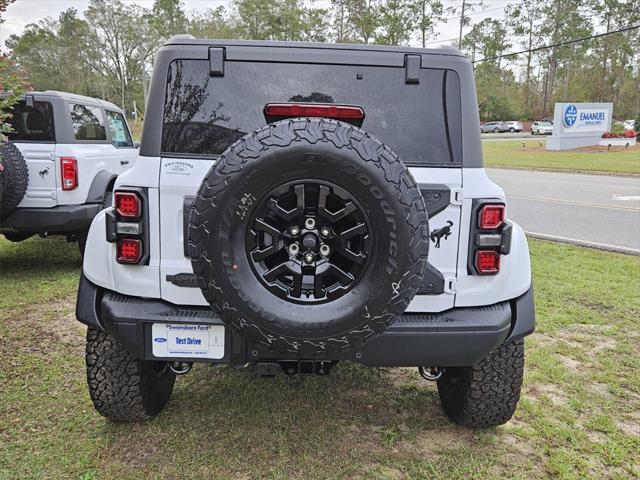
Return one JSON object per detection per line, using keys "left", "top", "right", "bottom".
{"left": 561, "top": 103, "right": 609, "bottom": 132}
{"left": 547, "top": 102, "right": 613, "bottom": 150}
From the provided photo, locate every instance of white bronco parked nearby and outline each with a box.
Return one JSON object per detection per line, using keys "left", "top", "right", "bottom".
{"left": 76, "top": 37, "right": 535, "bottom": 428}
{"left": 0, "top": 91, "right": 137, "bottom": 255}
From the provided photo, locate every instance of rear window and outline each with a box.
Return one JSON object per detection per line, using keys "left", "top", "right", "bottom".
{"left": 161, "top": 60, "right": 462, "bottom": 166}
{"left": 5, "top": 100, "right": 55, "bottom": 142}
{"left": 69, "top": 103, "right": 106, "bottom": 141}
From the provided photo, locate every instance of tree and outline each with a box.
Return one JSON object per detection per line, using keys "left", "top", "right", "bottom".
{"left": 85, "top": 0, "right": 160, "bottom": 114}
{"left": 537, "top": 0, "right": 592, "bottom": 118}
{"left": 188, "top": 7, "right": 237, "bottom": 39}
{"left": 345, "top": 0, "right": 380, "bottom": 44}
{"left": 505, "top": 0, "right": 543, "bottom": 118}
{"left": 411, "top": 0, "right": 444, "bottom": 48}
{"left": 1, "top": 0, "right": 27, "bottom": 143}
{"left": 233, "top": 0, "right": 277, "bottom": 40}
{"left": 462, "top": 19, "right": 514, "bottom": 120}
{"left": 447, "top": 0, "right": 483, "bottom": 45}
{"left": 331, "top": 0, "right": 353, "bottom": 42}
{"left": 375, "top": 0, "right": 413, "bottom": 46}
{"left": 151, "top": 0, "right": 188, "bottom": 39}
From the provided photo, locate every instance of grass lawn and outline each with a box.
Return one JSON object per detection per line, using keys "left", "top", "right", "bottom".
{"left": 483, "top": 140, "right": 640, "bottom": 175}
{"left": 1, "top": 236, "right": 639, "bottom": 479}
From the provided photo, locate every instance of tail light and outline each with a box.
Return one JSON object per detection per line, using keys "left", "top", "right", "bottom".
{"left": 60, "top": 157, "right": 78, "bottom": 190}
{"left": 469, "top": 200, "right": 510, "bottom": 276}
{"left": 107, "top": 189, "right": 147, "bottom": 265}
{"left": 117, "top": 238, "right": 142, "bottom": 264}
{"left": 264, "top": 103, "right": 365, "bottom": 123}
{"left": 475, "top": 250, "right": 500, "bottom": 274}
{"left": 114, "top": 191, "right": 141, "bottom": 218}
{"left": 479, "top": 205, "right": 505, "bottom": 229}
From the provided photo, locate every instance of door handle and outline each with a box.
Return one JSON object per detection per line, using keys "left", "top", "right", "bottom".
{"left": 120, "top": 160, "right": 130, "bottom": 166}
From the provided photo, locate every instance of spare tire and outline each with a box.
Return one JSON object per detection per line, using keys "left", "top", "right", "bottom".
{"left": 188, "top": 118, "right": 429, "bottom": 357}
{"left": 0, "top": 142, "right": 29, "bottom": 217}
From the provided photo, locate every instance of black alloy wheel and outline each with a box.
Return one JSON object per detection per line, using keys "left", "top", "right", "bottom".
{"left": 246, "top": 180, "right": 371, "bottom": 304}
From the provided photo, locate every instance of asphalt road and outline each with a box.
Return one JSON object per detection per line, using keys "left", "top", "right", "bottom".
{"left": 487, "top": 168, "right": 640, "bottom": 254}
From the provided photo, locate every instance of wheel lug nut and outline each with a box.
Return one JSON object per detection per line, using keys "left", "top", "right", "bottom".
{"left": 288, "top": 243, "right": 299, "bottom": 255}
{"left": 320, "top": 227, "right": 330, "bottom": 237}
{"left": 305, "top": 218, "right": 316, "bottom": 229}
{"left": 320, "top": 244, "right": 330, "bottom": 256}
{"left": 304, "top": 252, "right": 315, "bottom": 264}
{"left": 290, "top": 226, "right": 300, "bottom": 236}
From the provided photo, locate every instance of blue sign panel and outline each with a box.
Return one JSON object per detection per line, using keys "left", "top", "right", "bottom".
{"left": 563, "top": 104, "right": 578, "bottom": 127}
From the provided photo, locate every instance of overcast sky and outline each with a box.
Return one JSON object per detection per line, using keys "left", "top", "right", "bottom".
{"left": 1, "top": 0, "right": 512, "bottom": 49}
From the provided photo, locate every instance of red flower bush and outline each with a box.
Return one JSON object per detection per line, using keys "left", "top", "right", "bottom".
{"left": 601, "top": 129, "right": 636, "bottom": 139}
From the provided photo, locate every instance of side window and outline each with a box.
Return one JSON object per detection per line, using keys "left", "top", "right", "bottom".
{"left": 69, "top": 103, "right": 106, "bottom": 141}
{"left": 5, "top": 100, "right": 55, "bottom": 142}
{"left": 106, "top": 111, "right": 134, "bottom": 147}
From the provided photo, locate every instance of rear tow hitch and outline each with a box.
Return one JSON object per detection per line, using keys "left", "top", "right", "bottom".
{"left": 252, "top": 360, "right": 337, "bottom": 377}
{"left": 418, "top": 366, "right": 444, "bottom": 381}
{"left": 169, "top": 361, "right": 193, "bottom": 375}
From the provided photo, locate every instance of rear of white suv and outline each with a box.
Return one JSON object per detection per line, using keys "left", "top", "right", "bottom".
{"left": 76, "top": 38, "right": 535, "bottom": 427}
{"left": 0, "top": 91, "right": 137, "bottom": 254}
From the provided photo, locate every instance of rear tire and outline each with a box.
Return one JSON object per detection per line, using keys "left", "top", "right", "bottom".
{"left": 85, "top": 327, "right": 176, "bottom": 422}
{"left": 437, "top": 339, "right": 524, "bottom": 428}
{"left": 0, "top": 142, "right": 29, "bottom": 217}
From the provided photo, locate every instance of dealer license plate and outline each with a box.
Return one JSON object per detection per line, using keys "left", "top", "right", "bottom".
{"left": 151, "top": 323, "right": 225, "bottom": 360}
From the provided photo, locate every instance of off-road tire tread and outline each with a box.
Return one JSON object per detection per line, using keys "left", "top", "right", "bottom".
{"left": 188, "top": 118, "right": 428, "bottom": 356}
{"left": 0, "top": 142, "right": 29, "bottom": 217}
{"left": 437, "top": 339, "right": 524, "bottom": 428}
{"left": 85, "top": 327, "right": 175, "bottom": 422}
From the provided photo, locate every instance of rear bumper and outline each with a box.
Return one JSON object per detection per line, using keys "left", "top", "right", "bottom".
{"left": 0, "top": 204, "right": 100, "bottom": 233}
{"left": 76, "top": 275, "right": 535, "bottom": 367}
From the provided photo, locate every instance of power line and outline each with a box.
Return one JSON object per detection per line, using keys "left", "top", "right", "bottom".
{"left": 472, "top": 23, "right": 640, "bottom": 63}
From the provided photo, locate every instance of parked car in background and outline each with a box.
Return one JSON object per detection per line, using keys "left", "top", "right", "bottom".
{"left": 480, "top": 121, "right": 510, "bottom": 133}
{"left": 503, "top": 121, "right": 523, "bottom": 132}
{"left": 531, "top": 121, "right": 553, "bottom": 135}
{"left": 623, "top": 119, "right": 636, "bottom": 131}
{"left": 0, "top": 91, "right": 137, "bottom": 255}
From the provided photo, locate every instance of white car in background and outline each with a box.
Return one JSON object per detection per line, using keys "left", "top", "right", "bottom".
{"left": 623, "top": 119, "right": 636, "bottom": 131}
{"left": 0, "top": 91, "right": 137, "bottom": 255}
{"left": 504, "top": 121, "right": 523, "bottom": 132}
{"left": 531, "top": 121, "right": 553, "bottom": 135}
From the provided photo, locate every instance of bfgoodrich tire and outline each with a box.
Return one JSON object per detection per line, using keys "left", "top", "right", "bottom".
{"left": 437, "top": 339, "right": 525, "bottom": 428}
{"left": 0, "top": 142, "right": 29, "bottom": 217}
{"left": 188, "top": 118, "right": 429, "bottom": 358}
{"left": 85, "top": 328, "right": 175, "bottom": 421}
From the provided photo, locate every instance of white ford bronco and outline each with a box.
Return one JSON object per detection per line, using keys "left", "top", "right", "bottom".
{"left": 76, "top": 37, "right": 535, "bottom": 427}
{"left": 0, "top": 91, "right": 137, "bottom": 255}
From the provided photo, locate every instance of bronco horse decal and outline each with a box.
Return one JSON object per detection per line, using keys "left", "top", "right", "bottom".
{"left": 430, "top": 221, "right": 454, "bottom": 248}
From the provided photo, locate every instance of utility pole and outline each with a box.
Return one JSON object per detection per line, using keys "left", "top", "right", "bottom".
{"left": 458, "top": 0, "right": 466, "bottom": 45}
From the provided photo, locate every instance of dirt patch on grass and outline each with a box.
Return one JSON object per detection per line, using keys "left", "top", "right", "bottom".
{"left": 104, "top": 427, "right": 167, "bottom": 470}
{"left": 615, "top": 420, "right": 640, "bottom": 437}
{"left": 397, "top": 426, "right": 473, "bottom": 457}
{"left": 589, "top": 383, "right": 611, "bottom": 398}
{"left": 526, "top": 383, "right": 568, "bottom": 406}
{"left": 0, "top": 298, "right": 84, "bottom": 355}
{"left": 557, "top": 354, "right": 581, "bottom": 372}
